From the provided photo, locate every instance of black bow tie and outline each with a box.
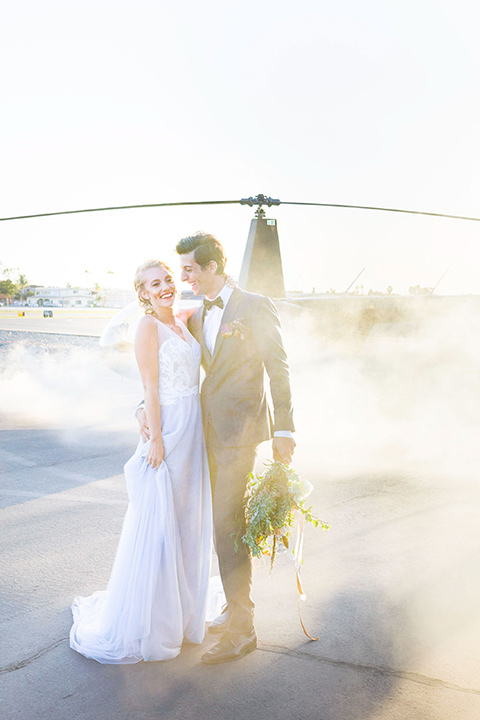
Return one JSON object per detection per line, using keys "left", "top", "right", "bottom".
{"left": 203, "top": 296, "right": 224, "bottom": 312}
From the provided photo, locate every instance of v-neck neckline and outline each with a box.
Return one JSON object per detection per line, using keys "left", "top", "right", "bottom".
{"left": 152, "top": 315, "right": 188, "bottom": 343}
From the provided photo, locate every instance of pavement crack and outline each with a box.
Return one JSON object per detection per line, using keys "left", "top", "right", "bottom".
{"left": 0, "top": 637, "right": 68, "bottom": 675}
{"left": 3, "top": 636, "right": 479, "bottom": 699}
{"left": 260, "top": 644, "right": 480, "bottom": 696}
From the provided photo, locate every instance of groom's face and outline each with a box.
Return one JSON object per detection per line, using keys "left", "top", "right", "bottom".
{"left": 179, "top": 251, "right": 216, "bottom": 296}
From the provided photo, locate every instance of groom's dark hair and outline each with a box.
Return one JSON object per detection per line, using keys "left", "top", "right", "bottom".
{"left": 176, "top": 232, "right": 226, "bottom": 275}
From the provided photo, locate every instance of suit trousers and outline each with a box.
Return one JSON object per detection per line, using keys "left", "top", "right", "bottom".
{"left": 205, "top": 421, "right": 257, "bottom": 633}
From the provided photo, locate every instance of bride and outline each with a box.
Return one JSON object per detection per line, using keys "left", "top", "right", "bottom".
{"left": 70, "top": 260, "right": 214, "bottom": 663}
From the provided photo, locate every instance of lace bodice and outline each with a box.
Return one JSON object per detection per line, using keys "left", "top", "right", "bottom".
{"left": 156, "top": 320, "right": 201, "bottom": 406}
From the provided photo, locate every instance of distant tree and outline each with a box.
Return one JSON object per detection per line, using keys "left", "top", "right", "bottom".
{"left": 409, "top": 285, "right": 433, "bottom": 296}
{"left": 15, "top": 273, "right": 30, "bottom": 303}
{"left": 0, "top": 279, "right": 17, "bottom": 305}
{"left": 93, "top": 282, "right": 105, "bottom": 306}
{"left": 1, "top": 263, "right": 18, "bottom": 280}
{"left": 367, "top": 286, "right": 396, "bottom": 296}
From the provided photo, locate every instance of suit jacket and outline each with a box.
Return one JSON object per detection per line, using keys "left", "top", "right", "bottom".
{"left": 188, "top": 287, "right": 294, "bottom": 447}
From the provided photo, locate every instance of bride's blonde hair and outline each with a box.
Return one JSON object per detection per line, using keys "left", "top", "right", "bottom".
{"left": 134, "top": 259, "right": 174, "bottom": 315}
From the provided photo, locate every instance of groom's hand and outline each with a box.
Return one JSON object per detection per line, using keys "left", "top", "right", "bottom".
{"left": 272, "top": 436, "right": 296, "bottom": 465}
{"left": 176, "top": 307, "right": 196, "bottom": 323}
{"left": 136, "top": 407, "right": 150, "bottom": 442}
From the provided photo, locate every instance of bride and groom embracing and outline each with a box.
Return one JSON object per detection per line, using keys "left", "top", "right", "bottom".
{"left": 70, "top": 232, "right": 295, "bottom": 665}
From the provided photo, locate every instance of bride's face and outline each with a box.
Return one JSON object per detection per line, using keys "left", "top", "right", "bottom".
{"left": 141, "top": 266, "right": 176, "bottom": 309}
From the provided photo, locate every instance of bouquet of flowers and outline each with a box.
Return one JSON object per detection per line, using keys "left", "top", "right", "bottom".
{"left": 238, "top": 461, "right": 330, "bottom": 571}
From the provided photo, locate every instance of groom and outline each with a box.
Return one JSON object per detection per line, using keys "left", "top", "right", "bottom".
{"left": 176, "top": 232, "right": 295, "bottom": 664}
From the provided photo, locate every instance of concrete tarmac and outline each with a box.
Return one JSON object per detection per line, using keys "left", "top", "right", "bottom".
{"left": 1, "top": 322, "right": 480, "bottom": 719}
{"left": 0, "top": 309, "right": 116, "bottom": 337}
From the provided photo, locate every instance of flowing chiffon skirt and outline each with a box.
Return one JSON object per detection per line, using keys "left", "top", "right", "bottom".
{"left": 70, "top": 393, "right": 216, "bottom": 663}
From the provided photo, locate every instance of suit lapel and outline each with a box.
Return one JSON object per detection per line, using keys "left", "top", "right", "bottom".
{"left": 211, "top": 287, "right": 242, "bottom": 363}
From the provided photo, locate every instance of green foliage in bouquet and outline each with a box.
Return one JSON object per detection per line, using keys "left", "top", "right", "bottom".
{"left": 237, "top": 462, "right": 330, "bottom": 570}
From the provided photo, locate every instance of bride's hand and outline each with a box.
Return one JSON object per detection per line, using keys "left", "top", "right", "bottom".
{"left": 225, "top": 275, "right": 237, "bottom": 289}
{"left": 147, "top": 437, "right": 164, "bottom": 469}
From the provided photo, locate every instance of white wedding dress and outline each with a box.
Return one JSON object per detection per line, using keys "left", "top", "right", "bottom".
{"left": 70, "top": 318, "right": 217, "bottom": 663}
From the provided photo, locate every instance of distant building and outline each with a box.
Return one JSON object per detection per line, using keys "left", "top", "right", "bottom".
{"left": 27, "top": 287, "right": 95, "bottom": 307}
{"left": 25, "top": 286, "right": 140, "bottom": 308}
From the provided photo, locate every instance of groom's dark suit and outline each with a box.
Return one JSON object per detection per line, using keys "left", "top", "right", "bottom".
{"left": 188, "top": 287, "right": 294, "bottom": 632}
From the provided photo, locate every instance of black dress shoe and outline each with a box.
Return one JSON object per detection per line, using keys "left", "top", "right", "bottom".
{"left": 201, "top": 629, "right": 257, "bottom": 665}
{"left": 208, "top": 605, "right": 230, "bottom": 633}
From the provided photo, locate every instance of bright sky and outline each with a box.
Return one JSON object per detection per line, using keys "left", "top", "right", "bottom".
{"left": 1, "top": 0, "right": 480, "bottom": 295}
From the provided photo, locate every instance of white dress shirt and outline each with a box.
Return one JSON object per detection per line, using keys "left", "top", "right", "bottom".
{"left": 203, "top": 283, "right": 293, "bottom": 439}
{"left": 203, "top": 283, "right": 234, "bottom": 355}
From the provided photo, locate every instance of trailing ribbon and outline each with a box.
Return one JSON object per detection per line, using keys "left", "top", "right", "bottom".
{"left": 291, "top": 514, "right": 319, "bottom": 641}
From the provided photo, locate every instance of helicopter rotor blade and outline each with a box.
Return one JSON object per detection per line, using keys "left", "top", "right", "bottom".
{"left": 280, "top": 201, "right": 480, "bottom": 223}
{"left": 0, "top": 199, "right": 242, "bottom": 223}
{"left": 1, "top": 196, "right": 479, "bottom": 223}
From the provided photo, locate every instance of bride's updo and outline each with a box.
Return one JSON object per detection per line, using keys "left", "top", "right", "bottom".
{"left": 134, "top": 259, "right": 174, "bottom": 315}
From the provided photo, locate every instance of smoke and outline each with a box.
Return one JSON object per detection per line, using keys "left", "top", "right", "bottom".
{"left": 0, "top": 339, "right": 142, "bottom": 436}
{"left": 1, "top": 302, "right": 479, "bottom": 474}
{"left": 277, "top": 301, "right": 480, "bottom": 480}
{"left": 269, "top": 301, "right": 480, "bottom": 686}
